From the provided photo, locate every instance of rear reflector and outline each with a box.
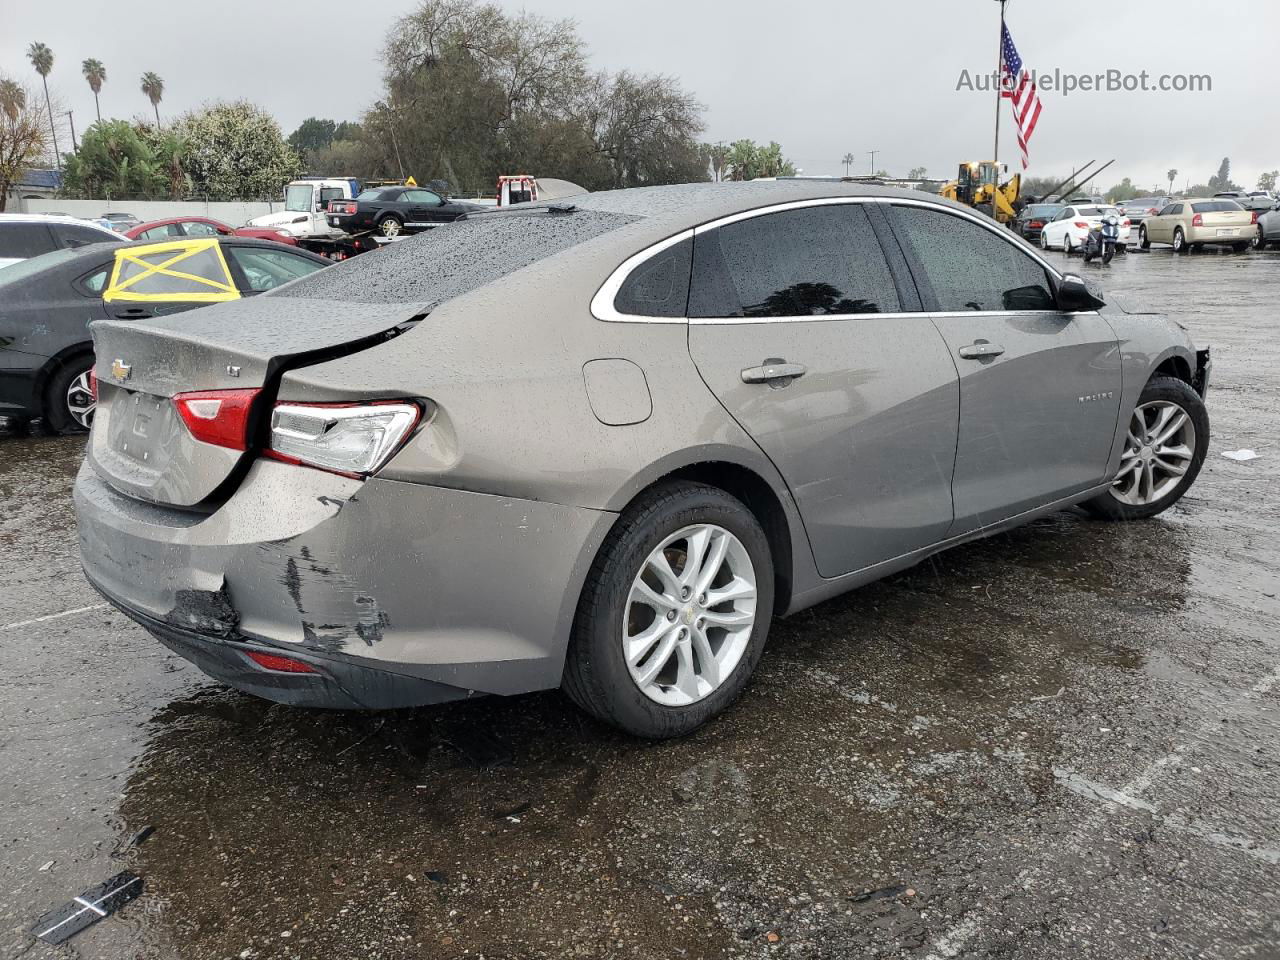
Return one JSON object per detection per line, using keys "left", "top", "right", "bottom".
{"left": 173, "top": 388, "right": 261, "bottom": 451}
{"left": 89, "top": 368, "right": 98, "bottom": 401}
{"left": 245, "top": 650, "right": 319, "bottom": 674}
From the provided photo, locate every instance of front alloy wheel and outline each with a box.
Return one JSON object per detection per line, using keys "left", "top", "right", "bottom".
{"left": 378, "top": 216, "right": 402, "bottom": 238}
{"left": 623, "top": 524, "right": 757, "bottom": 707}
{"left": 1111, "top": 401, "right": 1196, "bottom": 506}
{"left": 1082, "top": 375, "right": 1209, "bottom": 521}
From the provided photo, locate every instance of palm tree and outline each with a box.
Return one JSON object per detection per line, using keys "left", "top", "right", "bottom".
{"left": 0, "top": 78, "right": 26, "bottom": 122}
{"left": 140, "top": 72, "right": 164, "bottom": 129}
{"left": 27, "top": 41, "right": 59, "bottom": 170}
{"left": 1167, "top": 168, "right": 1178, "bottom": 196}
{"left": 82, "top": 59, "right": 106, "bottom": 123}
{"left": 842, "top": 152, "right": 855, "bottom": 176}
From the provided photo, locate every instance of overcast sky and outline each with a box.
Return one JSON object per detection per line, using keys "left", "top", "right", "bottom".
{"left": 3, "top": 0, "right": 1277, "bottom": 192}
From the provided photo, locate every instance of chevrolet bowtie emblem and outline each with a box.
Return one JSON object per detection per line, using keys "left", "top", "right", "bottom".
{"left": 111, "top": 359, "right": 132, "bottom": 381}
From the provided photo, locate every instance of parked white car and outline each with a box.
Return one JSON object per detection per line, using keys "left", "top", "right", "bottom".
{"left": 1039, "top": 205, "right": 1132, "bottom": 254}
{"left": 0, "top": 214, "right": 120, "bottom": 269}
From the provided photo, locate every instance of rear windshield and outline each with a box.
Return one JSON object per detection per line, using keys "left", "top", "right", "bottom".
{"left": 1192, "top": 200, "right": 1243, "bottom": 213}
{"left": 356, "top": 188, "right": 392, "bottom": 201}
{"left": 1025, "top": 204, "right": 1062, "bottom": 216}
{"left": 1076, "top": 207, "right": 1114, "bottom": 217}
{"left": 1125, "top": 198, "right": 1163, "bottom": 207}
{"left": 274, "top": 208, "right": 637, "bottom": 305}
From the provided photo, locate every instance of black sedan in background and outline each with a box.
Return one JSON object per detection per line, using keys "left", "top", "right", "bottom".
{"left": 0, "top": 238, "right": 329, "bottom": 433}
{"left": 326, "top": 186, "right": 487, "bottom": 238}
{"left": 1013, "top": 202, "right": 1064, "bottom": 242}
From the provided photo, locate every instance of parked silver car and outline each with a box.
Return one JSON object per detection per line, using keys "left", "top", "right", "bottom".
{"left": 74, "top": 182, "right": 1212, "bottom": 737}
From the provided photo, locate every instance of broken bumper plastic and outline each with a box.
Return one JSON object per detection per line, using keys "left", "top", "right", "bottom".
{"left": 74, "top": 458, "right": 615, "bottom": 708}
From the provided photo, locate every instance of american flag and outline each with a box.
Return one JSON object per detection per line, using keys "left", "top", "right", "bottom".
{"left": 1000, "top": 23, "right": 1042, "bottom": 169}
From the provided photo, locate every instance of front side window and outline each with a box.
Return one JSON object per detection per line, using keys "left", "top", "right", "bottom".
{"left": 891, "top": 206, "right": 1056, "bottom": 312}
{"left": 689, "top": 204, "right": 900, "bottom": 318}
{"left": 184, "top": 221, "right": 221, "bottom": 237}
{"left": 405, "top": 190, "right": 442, "bottom": 205}
{"left": 227, "top": 247, "right": 325, "bottom": 292}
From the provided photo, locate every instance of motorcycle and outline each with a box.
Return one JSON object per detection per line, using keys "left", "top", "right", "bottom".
{"left": 1082, "top": 215, "right": 1122, "bottom": 265}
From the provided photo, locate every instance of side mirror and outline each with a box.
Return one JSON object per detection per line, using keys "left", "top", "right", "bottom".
{"left": 1056, "top": 274, "right": 1106, "bottom": 312}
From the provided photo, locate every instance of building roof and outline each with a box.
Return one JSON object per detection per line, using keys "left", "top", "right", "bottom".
{"left": 17, "top": 168, "right": 63, "bottom": 189}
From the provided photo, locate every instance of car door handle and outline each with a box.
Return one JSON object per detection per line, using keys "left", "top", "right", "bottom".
{"left": 958, "top": 342, "right": 1005, "bottom": 360}
{"left": 741, "top": 361, "right": 807, "bottom": 384}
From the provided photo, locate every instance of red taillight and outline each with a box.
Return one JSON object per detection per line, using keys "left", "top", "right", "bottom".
{"left": 1192, "top": 214, "right": 1203, "bottom": 227}
{"left": 1148, "top": 208, "right": 1159, "bottom": 215}
{"left": 1122, "top": 219, "right": 1131, "bottom": 226}
{"left": 89, "top": 368, "right": 98, "bottom": 400}
{"left": 173, "top": 388, "right": 261, "bottom": 451}
{"left": 1074, "top": 221, "right": 1089, "bottom": 229}
{"left": 245, "top": 650, "right": 318, "bottom": 674}
{"left": 1251, "top": 212, "right": 1259, "bottom": 224}
{"left": 1029, "top": 220, "right": 1043, "bottom": 228}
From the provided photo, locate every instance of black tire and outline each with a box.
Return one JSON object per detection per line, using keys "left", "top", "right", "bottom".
{"left": 563, "top": 481, "right": 775, "bottom": 739}
{"left": 42, "top": 355, "right": 95, "bottom": 435}
{"left": 376, "top": 214, "right": 404, "bottom": 238}
{"left": 1063, "top": 234, "right": 1074, "bottom": 255}
{"left": 1172, "top": 228, "right": 1188, "bottom": 254}
{"left": 1138, "top": 225, "right": 1151, "bottom": 249}
{"left": 1082, "top": 375, "right": 1210, "bottom": 522}
{"left": 1102, "top": 245, "right": 1115, "bottom": 265}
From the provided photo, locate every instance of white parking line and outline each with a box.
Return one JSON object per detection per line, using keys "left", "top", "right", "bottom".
{"left": 0, "top": 604, "right": 108, "bottom": 632}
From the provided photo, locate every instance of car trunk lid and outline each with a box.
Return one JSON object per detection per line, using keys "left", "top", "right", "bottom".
{"left": 87, "top": 296, "right": 426, "bottom": 507}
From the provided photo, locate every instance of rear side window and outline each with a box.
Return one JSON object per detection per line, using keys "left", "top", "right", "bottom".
{"left": 891, "top": 206, "right": 1055, "bottom": 312}
{"left": 140, "top": 224, "right": 180, "bottom": 241}
{"left": 613, "top": 237, "right": 692, "bottom": 317}
{"left": 689, "top": 204, "right": 900, "bottom": 318}
{"left": 54, "top": 223, "right": 115, "bottom": 248}
{"left": 0, "top": 222, "right": 56, "bottom": 259}
{"left": 185, "top": 221, "right": 222, "bottom": 237}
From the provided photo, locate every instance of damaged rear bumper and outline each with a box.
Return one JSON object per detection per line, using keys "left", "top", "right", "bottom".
{"left": 74, "top": 458, "right": 615, "bottom": 709}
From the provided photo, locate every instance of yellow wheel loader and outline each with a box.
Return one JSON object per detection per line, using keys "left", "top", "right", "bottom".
{"left": 940, "top": 161, "right": 1021, "bottom": 224}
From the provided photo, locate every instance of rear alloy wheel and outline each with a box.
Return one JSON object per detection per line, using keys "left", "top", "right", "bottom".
{"left": 1172, "top": 228, "right": 1188, "bottom": 254}
{"left": 1082, "top": 376, "right": 1209, "bottom": 521}
{"left": 1063, "top": 234, "right": 1073, "bottom": 255}
{"left": 377, "top": 215, "right": 403, "bottom": 238}
{"left": 564, "top": 481, "right": 774, "bottom": 738}
{"left": 1139, "top": 225, "right": 1151, "bottom": 249}
{"left": 1040, "top": 231, "right": 1050, "bottom": 250}
{"left": 44, "top": 357, "right": 95, "bottom": 435}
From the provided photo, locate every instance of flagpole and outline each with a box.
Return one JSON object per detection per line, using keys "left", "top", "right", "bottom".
{"left": 994, "top": 0, "right": 1007, "bottom": 162}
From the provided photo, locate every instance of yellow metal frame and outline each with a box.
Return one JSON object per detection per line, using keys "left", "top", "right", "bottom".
{"left": 103, "top": 238, "right": 240, "bottom": 303}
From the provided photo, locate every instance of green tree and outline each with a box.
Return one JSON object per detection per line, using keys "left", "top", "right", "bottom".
{"left": 26, "top": 42, "right": 59, "bottom": 169}
{"left": 1105, "top": 177, "right": 1143, "bottom": 202}
{"left": 287, "top": 117, "right": 337, "bottom": 160}
{"left": 908, "top": 166, "right": 928, "bottom": 180}
{"left": 61, "top": 119, "right": 167, "bottom": 200}
{"left": 723, "top": 139, "right": 795, "bottom": 180}
{"left": 140, "top": 71, "right": 164, "bottom": 129}
{"left": 1258, "top": 170, "right": 1278, "bottom": 193}
{"left": 1207, "top": 157, "right": 1237, "bottom": 194}
{"left": 82, "top": 58, "right": 106, "bottom": 123}
{"left": 375, "top": 0, "right": 707, "bottom": 192}
{"left": 137, "top": 123, "right": 189, "bottom": 199}
{"left": 176, "top": 101, "right": 302, "bottom": 200}
{"left": 0, "top": 78, "right": 49, "bottom": 211}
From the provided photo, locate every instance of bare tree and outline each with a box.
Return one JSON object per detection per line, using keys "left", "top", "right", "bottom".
{"left": 0, "top": 79, "right": 51, "bottom": 210}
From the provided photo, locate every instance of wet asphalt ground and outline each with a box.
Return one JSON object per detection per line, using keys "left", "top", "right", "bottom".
{"left": 2, "top": 246, "right": 1278, "bottom": 960}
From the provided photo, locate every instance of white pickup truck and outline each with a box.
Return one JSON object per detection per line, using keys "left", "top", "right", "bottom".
{"left": 247, "top": 177, "right": 361, "bottom": 240}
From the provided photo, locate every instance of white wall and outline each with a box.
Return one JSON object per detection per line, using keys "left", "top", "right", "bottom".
{"left": 20, "top": 198, "right": 280, "bottom": 227}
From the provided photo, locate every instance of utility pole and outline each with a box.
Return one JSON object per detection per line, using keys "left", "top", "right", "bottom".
{"left": 867, "top": 150, "right": 879, "bottom": 175}
{"left": 994, "top": 0, "right": 1007, "bottom": 162}
{"left": 65, "top": 111, "right": 77, "bottom": 153}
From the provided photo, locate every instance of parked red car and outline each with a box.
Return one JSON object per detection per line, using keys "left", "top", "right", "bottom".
{"left": 124, "top": 216, "right": 298, "bottom": 246}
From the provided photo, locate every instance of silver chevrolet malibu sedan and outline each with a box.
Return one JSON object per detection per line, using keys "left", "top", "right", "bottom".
{"left": 74, "top": 182, "right": 1211, "bottom": 738}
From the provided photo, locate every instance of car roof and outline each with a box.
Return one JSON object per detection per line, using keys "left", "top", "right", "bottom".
{"left": 0, "top": 212, "right": 116, "bottom": 229}
{"left": 129, "top": 215, "right": 226, "bottom": 230}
